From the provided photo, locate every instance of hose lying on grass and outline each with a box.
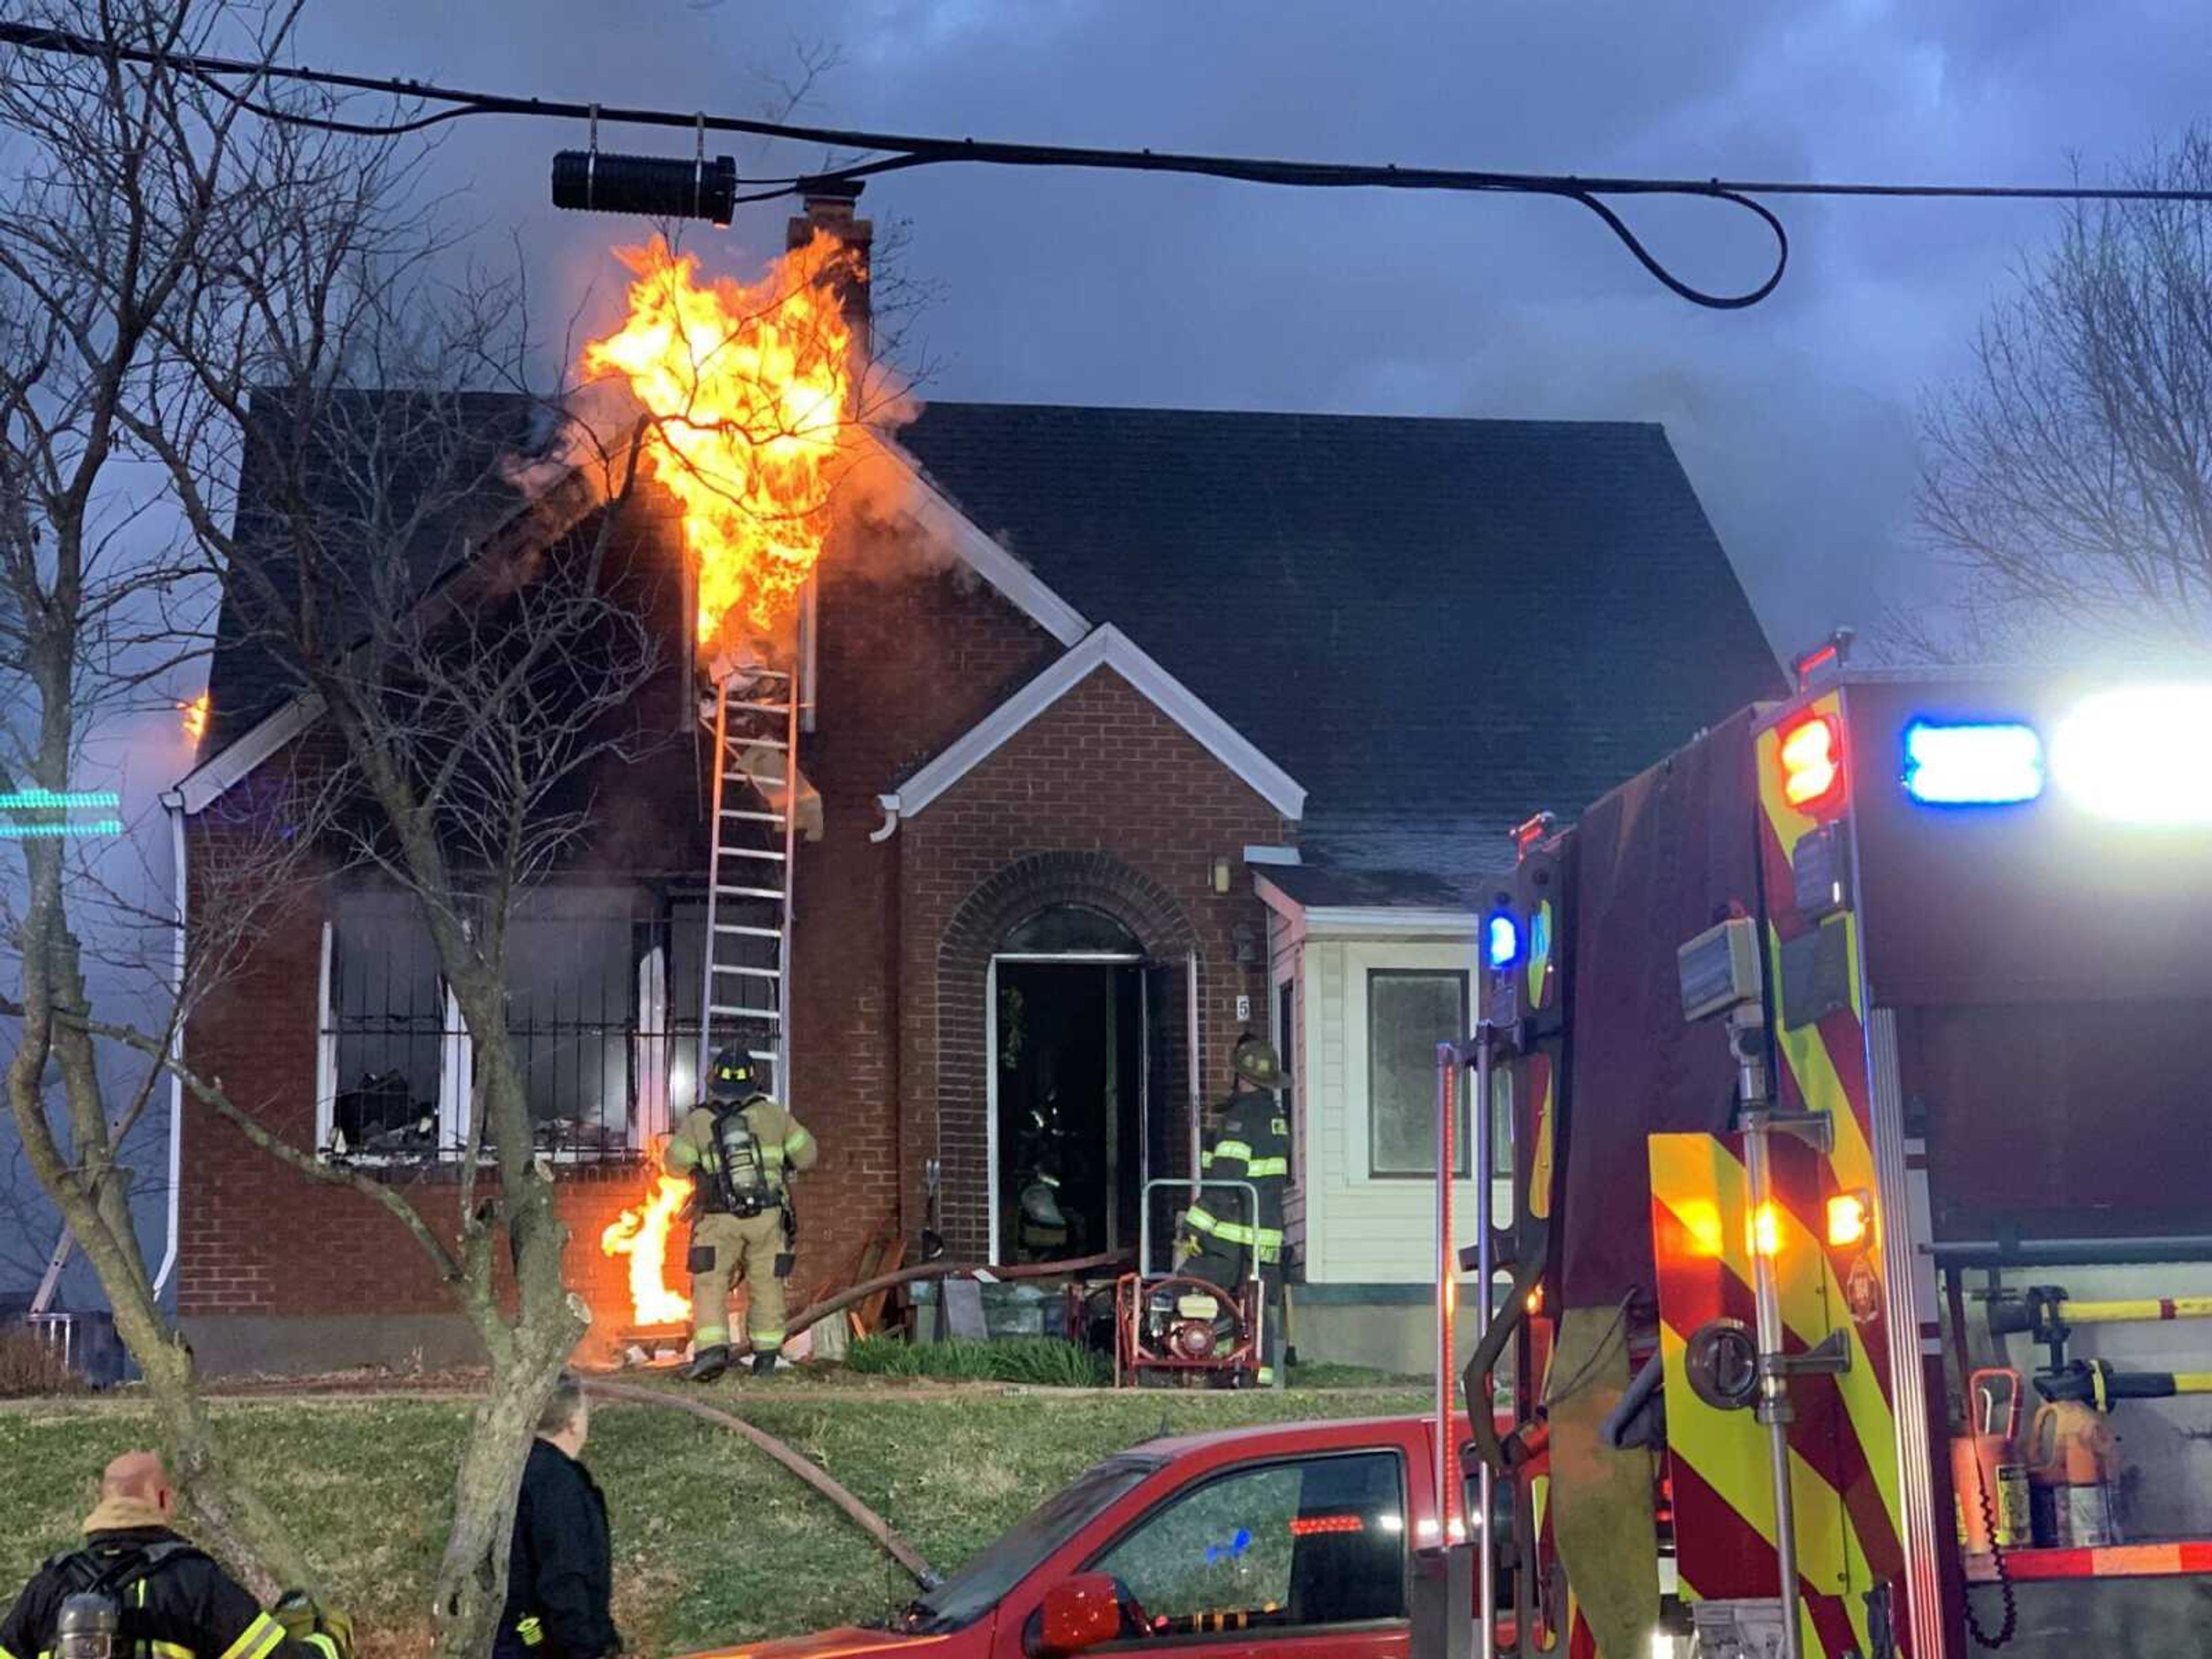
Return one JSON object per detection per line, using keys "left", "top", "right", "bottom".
{"left": 784, "top": 1249, "right": 1126, "bottom": 1342}
{"left": 583, "top": 1377, "right": 938, "bottom": 1588}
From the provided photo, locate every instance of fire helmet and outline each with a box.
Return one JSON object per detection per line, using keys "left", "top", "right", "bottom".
{"left": 707, "top": 1047, "right": 762, "bottom": 1103}
{"left": 1232, "top": 1036, "right": 1287, "bottom": 1089}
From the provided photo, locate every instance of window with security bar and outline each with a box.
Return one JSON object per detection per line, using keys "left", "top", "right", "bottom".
{"left": 320, "top": 891, "right": 463, "bottom": 1161}
{"left": 320, "top": 884, "right": 704, "bottom": 1165}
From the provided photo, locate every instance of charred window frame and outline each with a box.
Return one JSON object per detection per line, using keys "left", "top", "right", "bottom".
{"left": 319, "top": 884, "right": 707, "bottom": 1166}
{"left": 317, "top": 889, "right": 467, "bottom": 1162}
{"left": 1366, "top": 968, "right": 1471, "bottom": 1179}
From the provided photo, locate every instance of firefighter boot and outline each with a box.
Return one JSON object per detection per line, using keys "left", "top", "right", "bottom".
{"left": 750, "top": 1350, "right": 779, "bottom": 1377}
{"left": 681, "top": 1344, "right": 731, "bottom": 1383}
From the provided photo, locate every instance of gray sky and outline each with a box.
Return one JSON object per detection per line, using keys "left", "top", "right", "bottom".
{"left": 301, "top": 0, "right": 2211, "bottom": 654}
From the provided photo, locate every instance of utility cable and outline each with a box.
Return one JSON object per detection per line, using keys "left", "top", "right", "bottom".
{"left": 7, "top": 17, "right": 2212, "bottom": 308}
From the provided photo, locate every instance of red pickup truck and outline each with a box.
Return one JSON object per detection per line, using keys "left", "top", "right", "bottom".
{"left": 705, "top": 1414, "right": 1517, "bottom": 1659}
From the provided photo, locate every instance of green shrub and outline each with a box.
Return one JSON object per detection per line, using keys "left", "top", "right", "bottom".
{"left": 844, "top": 1335, "right": 1107, "bottom": 1387}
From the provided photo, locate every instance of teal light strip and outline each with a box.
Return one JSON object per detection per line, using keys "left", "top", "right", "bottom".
{"left": 0, "top": 790, "right": 122, "bottom": 811}
{"left": 0, "top": 820, "right": 124, "bottom": 839}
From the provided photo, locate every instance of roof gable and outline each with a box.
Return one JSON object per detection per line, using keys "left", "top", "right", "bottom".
{"left": 888, "top": 624, "right": 1306, "bottom": 822}
{"left": 896, "top": 402, "right": 1785, "bottom": 872}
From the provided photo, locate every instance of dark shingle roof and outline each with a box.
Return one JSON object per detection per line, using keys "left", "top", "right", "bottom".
{"left": 203, "top": 390, "right": 547, "bottom": 751}
{"left": 200, "top": 395, "right": 1782, "bottom": 891}
{"left": 897, "top": 403, "right": 1783, "bottom": 877}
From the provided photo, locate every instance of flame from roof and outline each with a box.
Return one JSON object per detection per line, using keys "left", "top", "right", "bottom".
{"left": 582, "top": 232, "right": 859, "bottom": 648}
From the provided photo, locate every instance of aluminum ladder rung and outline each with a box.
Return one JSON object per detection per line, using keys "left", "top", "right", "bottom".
{"left": 729, "top": 735, "right": 790, "bottom": 753}
{"left": 719, "top": 808, "right": 783, "bottom": 823}
{"left": 727, "top": 700, "right": 791, "bottom": 714}
{"left": 716, "top": 846, "right": 786, "bottom": 861}
{"left": 714, "top": 922, "right": 782, "bottom": 939}
{"left": 709, "top": 1003, "right": 782, "bottom": 1022}
{"left": 714, "top": 883, "right": 786, "bottom": 900}
{"left": 710, "top": 963, "right": 782, "bottom": 979}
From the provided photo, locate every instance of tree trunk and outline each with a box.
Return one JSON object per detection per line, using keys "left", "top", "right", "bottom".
{"left": 426, "top": 1047, "right": 589, "bottom": 1659}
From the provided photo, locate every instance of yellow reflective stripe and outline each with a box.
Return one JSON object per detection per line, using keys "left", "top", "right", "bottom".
{"left": 217, "top": 1613, "right": 283, "bottom": 1659}
{"left": 666, "top": 1138, "right": 699, "bottom": 1170}
{"left": 1199, "top": 1151, "right": 1215, "bottom": 1168}
{"left": 150, "top": 1643, "right": 196, "bottom": 1659}
{"left": 1213, "top": 1139, "right": 1254, "bottom": 1161}
{"left": 783, "top": 1126, "right": 814, "bottom": 1157}
{"left": 1191, "top": 1210, "right": 1257, "bottom": 1245}
{"left": 694, "top": 1324, "right": 729, "bottom": 1344}
{"left": 517, "top": 1613, "right": 545, "bottom": 1647}
{"left": 302, "top": 1638, "right": 341, "bottom": 1659}
{"left": 762, "top": 1143, "right": 785, "bottom": 1167}
{"left": 751, "top": 1330, "right": 785, "bottom": 1347}
{"left": 1245, "top": 1156, "right": 1288, "bottom": 1177}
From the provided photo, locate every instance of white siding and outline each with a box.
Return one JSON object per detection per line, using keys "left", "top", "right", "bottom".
{"left": 1300, "top": 934, "right": 1506, "bottom": 1285}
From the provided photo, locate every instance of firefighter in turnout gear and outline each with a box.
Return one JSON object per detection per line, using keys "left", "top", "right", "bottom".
{"left": 0, "top": 1451, "right": 351, "bottom": 1659}
{"left": 1177, "top": 1035, "right": 1292, "bottom": 1385}
{"left": 666, "top": 1048, "right": 818, "bottom": 1381}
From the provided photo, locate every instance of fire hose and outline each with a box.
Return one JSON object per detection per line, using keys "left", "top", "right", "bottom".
{"left": 782, "top": 1250, "right": 1127, "bottom": 1343}
{"left": 584, "top": 1378, "right": 939, "bottom": 1587}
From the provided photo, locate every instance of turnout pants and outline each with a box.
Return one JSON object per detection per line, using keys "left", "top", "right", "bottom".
{"left": 688, "top": 1207, "right": 789, "bottom": 1354}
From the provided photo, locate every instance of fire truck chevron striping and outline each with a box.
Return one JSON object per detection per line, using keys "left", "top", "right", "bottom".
{"left": 1428, "top": 662, "right": 2212, "bottom": 1659}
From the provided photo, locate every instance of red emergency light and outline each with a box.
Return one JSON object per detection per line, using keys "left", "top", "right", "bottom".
{"left": 1287, "top": 1513, "right": 1367, "bottom": 1537}
{"left": 1779, "top": 713, "right": 1848, "bottom": 817}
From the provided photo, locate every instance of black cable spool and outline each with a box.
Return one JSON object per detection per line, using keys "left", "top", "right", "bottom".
{"left": 551, "top": 150, "right": 738, "bottom": 226}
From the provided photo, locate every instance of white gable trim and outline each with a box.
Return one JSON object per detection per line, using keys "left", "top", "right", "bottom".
{"left": 1253, "top": 871, "right": 1478, "bottom": 937}
{"left": 875, "top": 435, "right": 1090, "bottom": 647}
{"left": 175, "top": 690, "right": 325, "bottom": 815}
{"left": 889, "top": 624, "right": 1306, "bottom": 821}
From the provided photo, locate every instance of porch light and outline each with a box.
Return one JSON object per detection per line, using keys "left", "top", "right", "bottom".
{"left": 1211, "top": 855, "right": 1233, "bottom": 895}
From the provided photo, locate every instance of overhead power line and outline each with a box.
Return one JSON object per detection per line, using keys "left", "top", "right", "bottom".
{"left": 5, "top": 17, "right": 2211, "bottom": 310}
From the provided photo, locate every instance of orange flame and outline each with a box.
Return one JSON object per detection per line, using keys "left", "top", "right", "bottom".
{"left": 582, "top": 232, "right": 858, "bottom": 648}
{"left": 180, "top": 693, "right": 209, "bottom": 744}
{"left": 600, "top": 1173, "right": 694, "bottom": 1326}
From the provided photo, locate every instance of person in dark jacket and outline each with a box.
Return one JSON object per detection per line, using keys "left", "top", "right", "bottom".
{"left": 497, "top": 1374, "right": 620, "bottom": 1659}
{"left": 0, "top": 1450, "right": 349, "bottom": 1659}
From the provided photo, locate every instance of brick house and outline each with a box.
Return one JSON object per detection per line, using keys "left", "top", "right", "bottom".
{"left": 171, "top": 263, "right": 1779, "bottom": 1376}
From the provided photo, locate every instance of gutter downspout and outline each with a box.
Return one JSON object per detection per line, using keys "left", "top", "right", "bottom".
{"left": 152, "top": 790, "right": 186, "bottom": 1299}
{"left": 869, "top": 793, "right": 902, "bottom": 843}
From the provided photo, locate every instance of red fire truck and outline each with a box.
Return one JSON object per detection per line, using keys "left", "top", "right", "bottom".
{"left": 1435, "top": 652, "right": 2212, "bottom": 1659}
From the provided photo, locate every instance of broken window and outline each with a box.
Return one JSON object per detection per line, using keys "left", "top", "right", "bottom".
{"left": 1366, "top": 969, "right": 1469, "bottom": 1178}
{"left": 506, "top": 888, "right": 649, "bottom": 1160}
{"left": 320, "top": 882, "right": 705, "bottom": 1165}
{"left": 320, "top": 889, "right": 461, "bottom": 1161}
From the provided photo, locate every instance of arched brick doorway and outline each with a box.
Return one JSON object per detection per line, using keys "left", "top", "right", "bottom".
{"left": 937, "top": 853, "right": 1200, "bottom": 1262}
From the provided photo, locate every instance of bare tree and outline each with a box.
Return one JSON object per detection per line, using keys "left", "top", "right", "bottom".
{"left": 1910, "top": 129, "right": 2212, "bottom": 662}
{"left": 0, "top": 3, "right": 660, "bottom": 1649}
{"left": 0, "top": 0, "right": 328, "bottom": 1594}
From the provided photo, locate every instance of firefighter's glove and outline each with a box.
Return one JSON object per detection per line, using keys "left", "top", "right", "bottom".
{"left": 272, "top": 1590, "right": 354, "bottom": 1659}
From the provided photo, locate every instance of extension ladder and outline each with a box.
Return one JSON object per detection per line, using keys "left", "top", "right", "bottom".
{"left": 698, "top": 665, "right": 800, "bottom": 1103}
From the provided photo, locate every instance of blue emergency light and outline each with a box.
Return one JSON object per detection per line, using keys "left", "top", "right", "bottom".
{"left": 1484, "top": 911, "right": 1520, "bottom": 969}
{"left": 1901, "top": 721, "right": 2045, "bottom": 806}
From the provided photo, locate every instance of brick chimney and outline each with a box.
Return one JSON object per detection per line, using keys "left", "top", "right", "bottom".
{"left": 787, "top": 179, "right": 873, "bottom": 363}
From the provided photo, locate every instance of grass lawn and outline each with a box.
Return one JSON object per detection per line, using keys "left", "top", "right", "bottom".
{"left": 0, "top": 1380, "right": 1424, "bottom": 1657}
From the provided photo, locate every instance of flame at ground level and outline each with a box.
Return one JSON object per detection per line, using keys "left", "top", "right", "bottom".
{"left": 600, "top": 1173, "right": 694, "bottom": 1326}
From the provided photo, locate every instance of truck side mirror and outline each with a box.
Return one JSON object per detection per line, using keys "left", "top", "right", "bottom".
{"left": 1026, "top": 1574, "right": 1128, "bottom": 1657}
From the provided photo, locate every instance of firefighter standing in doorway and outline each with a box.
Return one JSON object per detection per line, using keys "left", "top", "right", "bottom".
{"left": 1177, "top": 1035, "right": 1291, "bottom": 1386}
{"left": 665, "top": 1048, "right": 819, "bottom": 1381}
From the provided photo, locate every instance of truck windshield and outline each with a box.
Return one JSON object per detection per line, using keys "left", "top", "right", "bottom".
{"left": 889, "top": 1455, "right": 1162, "bottom": 1633}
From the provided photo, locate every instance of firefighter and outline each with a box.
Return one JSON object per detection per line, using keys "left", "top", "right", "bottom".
{"left": 0, "top": 1451, "right": 352, "bottom": 1659}
{"left": 1177, "top": 1035, "right": 1291, "bottom": 1385}
{"left": 666, "top": 1048, "right": 819, "bottom": 1381}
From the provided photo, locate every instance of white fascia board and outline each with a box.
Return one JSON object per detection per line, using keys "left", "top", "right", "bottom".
{"left": 1244, "top": 844, "right": 1301, "bottom": 866}
{"left": 875, "top": 435, "right": 1090, "bottom": 647}
{"left": 1300, "top": 906, "right": 1481, "bottom": 938}
{"left": 896, "top": 623, "right": 1307, "bottom": 821}
{"left": 175, "top": 690, "right": 325, "bottom": 815}
{"left": 1253, "top": 871, "right": 1305, "bottom": 924}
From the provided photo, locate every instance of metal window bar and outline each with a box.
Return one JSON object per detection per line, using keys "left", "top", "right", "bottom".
{"left": 322, "top": 899, "right": 706, "bottom": 1166}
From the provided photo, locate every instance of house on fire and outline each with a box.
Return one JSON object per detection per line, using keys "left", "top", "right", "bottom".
{"left": 172, "top": 224, "right": 1781, "bottom": 1376}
